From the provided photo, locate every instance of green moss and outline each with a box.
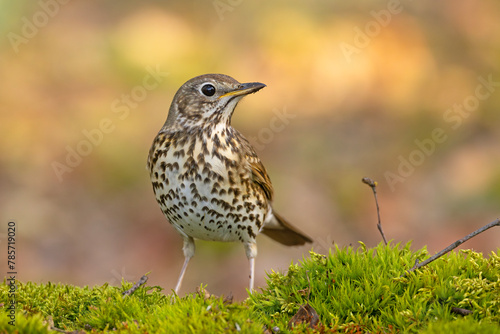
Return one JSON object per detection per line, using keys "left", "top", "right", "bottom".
{"left": 0, "top": 282, "right": 262, "bottom": 333}
{"left": 1, "top": 243, "right": 499, "bottom": 333}
{"left": 249, "top": 242, "right": 500, "bottom": 333}
{"left": 421, "top": 318, "right": 500, "bottom": 334}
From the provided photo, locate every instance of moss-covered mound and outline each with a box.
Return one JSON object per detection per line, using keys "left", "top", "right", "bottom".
{"left": 1, "top": 243, "right": 499, "bottom": 333}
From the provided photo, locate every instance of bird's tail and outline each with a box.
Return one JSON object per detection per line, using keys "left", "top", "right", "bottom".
{"left": 261, "top": 211, "right": 312, "bottom": 246}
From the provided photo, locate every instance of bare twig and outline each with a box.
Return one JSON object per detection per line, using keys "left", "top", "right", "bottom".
{"left": 223, "top": 292, "right": 234, "bottom": 305}
{"left": 122, "top": 274, "right": 149, "bottom": 296}
{"left": 451, "top": 307, "right": 473, "bottom": 316}
{"left": 362, "top": 177, "right": 388, "bottom": 245}
{"left": 48, "top": 316, "right": 85, "bottom": 334}
{"left": 404, "top": 218, "right": 500, "bottom": 275}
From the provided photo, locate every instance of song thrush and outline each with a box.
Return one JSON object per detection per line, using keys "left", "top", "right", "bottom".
{"left": 147, "top": 74, "right": 312, "bottom": 293}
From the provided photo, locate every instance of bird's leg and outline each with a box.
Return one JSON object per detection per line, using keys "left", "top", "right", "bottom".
{"left": 174, "top": 236, "right": 195, "bottom": 294}
{"left": 249, "top": 257, "right": 255, "bottom": 292}
{"left": 244, "top": 242, "right": 258, "bottom": 292}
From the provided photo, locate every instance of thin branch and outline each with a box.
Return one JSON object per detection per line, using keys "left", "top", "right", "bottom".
{"left": 362, "top": 177, "right": 388, "bottom": 245}
{"left": 48, "top": 316, "right": 86, "bottom": 334}
{"left": 404, "top": 218, "right": 500, "bottom": 275}
{"left": 122, "top": 274, "right": 149, "bottom": 296}
{"left": 451, "top": 307, "right": 473, "bottom": 316}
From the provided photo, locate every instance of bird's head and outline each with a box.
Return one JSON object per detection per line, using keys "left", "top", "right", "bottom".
{"left": 163, "top": 74, "right": 266, "bottom": 130}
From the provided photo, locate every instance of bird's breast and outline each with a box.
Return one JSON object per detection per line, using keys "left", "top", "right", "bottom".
{"left": 150, "top": 128, "right": 268, "bottom": 242}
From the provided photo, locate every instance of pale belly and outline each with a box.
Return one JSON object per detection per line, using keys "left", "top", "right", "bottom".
{"left": 151, "top": 141, "right": 268, "bottom": 243}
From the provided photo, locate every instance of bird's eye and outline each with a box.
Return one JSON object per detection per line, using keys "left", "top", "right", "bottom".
{"left": 201, "top": 84, "right": 216, "bottom": 96}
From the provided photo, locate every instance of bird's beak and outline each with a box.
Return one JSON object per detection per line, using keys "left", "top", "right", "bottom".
{"left": 219, "top": 82, "right": 266, "bottom": 99}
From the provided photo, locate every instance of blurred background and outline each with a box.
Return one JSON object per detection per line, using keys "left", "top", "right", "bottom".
{"left": 1, "top": 0, "right": 499, "bottom": 299}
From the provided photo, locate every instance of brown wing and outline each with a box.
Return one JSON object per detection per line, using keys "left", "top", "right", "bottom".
{"left": 233, "top": 130, "right": 273, "bottom": 201}
{"left": 247, "top": 154, "right": 274, "bottom": 202}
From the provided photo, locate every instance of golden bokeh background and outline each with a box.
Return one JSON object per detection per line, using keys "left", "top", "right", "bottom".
{"left": 1, "top": 0, "right": 499, "bottom": 299}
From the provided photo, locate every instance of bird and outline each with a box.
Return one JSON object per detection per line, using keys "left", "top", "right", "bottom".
{"left": 147, "top": 74, "right": 312, "bottom": 294}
